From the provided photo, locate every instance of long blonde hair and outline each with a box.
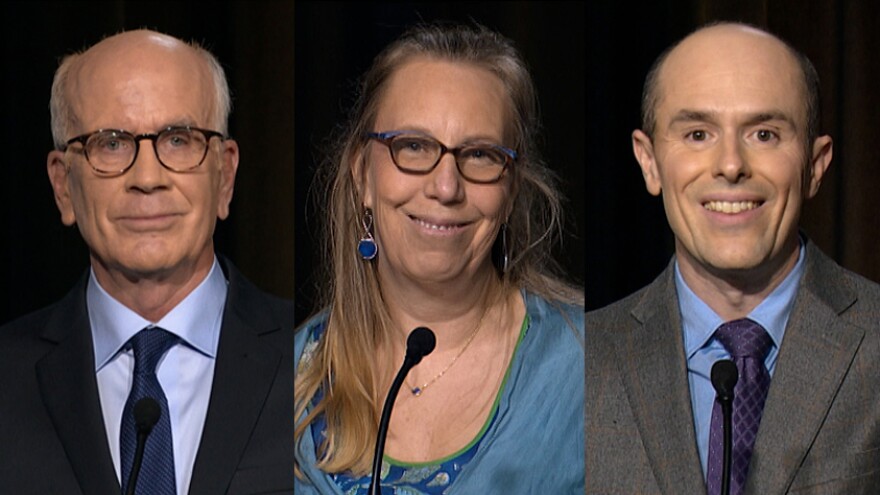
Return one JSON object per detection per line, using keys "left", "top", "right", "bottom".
{"left": 295, "top": 22, "right": 583, "bottom": 476}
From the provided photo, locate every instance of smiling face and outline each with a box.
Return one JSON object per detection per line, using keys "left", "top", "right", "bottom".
{"left": 632, "top": 25, "right": 832, "bottom": 289}
{"left": 47, "top": 31, "right": 238, "bottom": 285}
{"left": 357, "top": 57, "right": 513, "bottom": 287}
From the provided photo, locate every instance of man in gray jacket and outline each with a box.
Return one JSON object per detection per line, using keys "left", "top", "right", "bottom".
{"left": 586, "top": 22, "right": 880, "bottom": 494}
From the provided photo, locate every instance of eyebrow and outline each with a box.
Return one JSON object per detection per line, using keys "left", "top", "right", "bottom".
{"left": 667, "top": 109, "right": 797, "bottom": 128}
{"left": 387, "top": 126, "right": 504, "bottom": 145}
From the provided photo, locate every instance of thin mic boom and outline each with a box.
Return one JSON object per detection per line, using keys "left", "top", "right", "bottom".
{"left": 368, "top": 327, "right": 436, "bottom": 495}
{"left": 125, "top": 397, "right": 161, "bottom": 495}
{"left": 711, "top": 359, "right": 738, "bottom": 495}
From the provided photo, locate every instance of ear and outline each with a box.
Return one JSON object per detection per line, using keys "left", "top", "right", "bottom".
{"left": 805, "top": 134, "right": 832, "bottom": 199}
{"left": 216, "top": 139, "right": 240, "bottom": 220}
{"left": 632, "top": 129, "right": 662, "bottom": 196}
{"left": 350, "top": 145, "right": 374, "bottom": 209}
{"left": 47, "top": 150, "right": 77, "bottom": 226}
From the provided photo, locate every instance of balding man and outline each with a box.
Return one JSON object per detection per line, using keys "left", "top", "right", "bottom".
{"left": 0, "top": 30, "right": 294, "bottom": 494}
{"left": 586, "top": 22, "right": 880, "bottom": 494}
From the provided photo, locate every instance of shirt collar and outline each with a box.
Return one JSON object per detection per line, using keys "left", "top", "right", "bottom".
{"left": 90, "top": 257, "right": 228, "bottom": 371}
{"left": 676, "top": 241, "right": 806, "bottom": 358}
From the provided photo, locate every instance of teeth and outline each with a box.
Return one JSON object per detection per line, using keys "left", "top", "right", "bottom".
{"left": 414, "top": 218, "right": 457, "bottom": 230}
{"left": 703, "top": 201, "right": 760, "bottom": 214}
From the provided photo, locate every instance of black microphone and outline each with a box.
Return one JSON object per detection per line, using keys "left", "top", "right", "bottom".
{"left": 711, "top": 359, "right": 738, "bottom": 495}
{"left": 124, "top": 397, "right": 161, "bottom": 495}
{"left": 368, "top": 327, "right": 436, "bottom": 495}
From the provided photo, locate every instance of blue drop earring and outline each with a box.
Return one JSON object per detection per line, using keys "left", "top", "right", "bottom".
{"left": 358, "top": 208, "right": 378, "bottom": 260}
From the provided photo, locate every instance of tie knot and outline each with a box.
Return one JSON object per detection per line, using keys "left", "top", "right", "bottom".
{"left": 714, "top": 318, "right": 773, "bottom": 359}
{"left": 128, "top": 327, "right": 179, "bottom": 375}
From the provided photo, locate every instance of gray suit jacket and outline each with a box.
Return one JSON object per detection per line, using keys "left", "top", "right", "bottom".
{"left": 586, "top": 240, "right": 880, "bottom": 494}
{"left": 0, "top": 258, "right": 295, "bottom": 494}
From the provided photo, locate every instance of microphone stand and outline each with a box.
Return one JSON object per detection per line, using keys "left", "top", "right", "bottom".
{"left": 368, "top": 327, "right": 435, "bottom": 495}
{"left": 720, "top": 392, "right": 733, "bottom": 495}
{"left": 711, "top": 359, "right": 737, "bottom": 495}
{"left": 124, "top": 397, "right": 161, "bottom": 495}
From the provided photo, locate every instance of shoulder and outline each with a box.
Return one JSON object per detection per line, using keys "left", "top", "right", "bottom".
{"left": 585, "top": 262, "right": 674, "bottom": 332}
{"left": 800, "top": 243, "right": 880, "bottom": 329}
{"left": 294, "top": 311, "right": 329, "bottom": 365}
{"left": 585, "top": 285, "right": 649, "bottom": 328}
{"left": 0, "top": 273, "right": 88, "bottom": 349}
{"left": 0, "top": 304, "right": 56, "bottom": 339}
{"left": 0, "top": 304, "right": 61, "bottom": 361}
{"left": 524, "top": 291, "right": 584, "bottom": 343}
{"left": 220, "top": 257, "right": 295, "bottom": 329}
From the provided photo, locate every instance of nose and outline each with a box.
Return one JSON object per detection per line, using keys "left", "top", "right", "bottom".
{"left": 713, "top": 133, "right": 750, "bottom": 183}
{"left": 425, "top": 152, "right": 465, "bottom": 204}
{"left": 124, "top": 139, "right": 171, "bottom": 192}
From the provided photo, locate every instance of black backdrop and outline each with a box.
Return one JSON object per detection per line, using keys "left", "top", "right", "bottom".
{"left": 3, "top": 1, "right": 877, "bottom": 325}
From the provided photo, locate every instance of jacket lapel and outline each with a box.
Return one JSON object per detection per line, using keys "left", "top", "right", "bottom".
{"left": 188, "top": 262, "right": 286, "bottom": 495}
{"left": 36, "top": 278, "right": 121, "bottom": 494}
{"left": 746, "top": 244, "right": 863, "bottom": 494}
{"left": 613, "top": 266, "right": 706, "bottom": 494}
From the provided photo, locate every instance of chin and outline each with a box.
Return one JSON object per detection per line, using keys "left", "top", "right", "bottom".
{"left": 399, "top": 258, "right": 466, "bottom": 283}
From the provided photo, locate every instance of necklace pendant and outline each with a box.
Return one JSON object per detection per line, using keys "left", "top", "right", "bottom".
{"left": 411, "top": 387, "right": 422, "bottom": 396}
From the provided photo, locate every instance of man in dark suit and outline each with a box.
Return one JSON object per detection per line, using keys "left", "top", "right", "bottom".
{"left": 586, "top": 22, "right": 880, "bottom": 494}
{"left": 0, "top": 30, "right": 294, "bottom": 494}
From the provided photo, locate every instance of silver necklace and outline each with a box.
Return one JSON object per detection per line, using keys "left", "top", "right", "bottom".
{"left": 408, "top": 306, "right": 489, "bottom": 397}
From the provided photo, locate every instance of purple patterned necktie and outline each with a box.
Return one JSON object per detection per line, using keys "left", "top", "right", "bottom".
{"left": 706, "top": 319, "right": 773, "bottom": 495}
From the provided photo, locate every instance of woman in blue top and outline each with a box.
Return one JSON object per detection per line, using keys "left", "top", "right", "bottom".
{"left": 294, "top": 22, "right": 584, "bottom": 494}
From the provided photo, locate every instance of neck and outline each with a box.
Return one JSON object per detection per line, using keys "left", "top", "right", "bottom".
{"left": 378, "top": 261, "right": 507, "bottom": 350}
{"left": 676, "top": 240, "right": 800, "bottom": 321}
{"left": 90, "top": 253, "right": 214, "bottom": 322}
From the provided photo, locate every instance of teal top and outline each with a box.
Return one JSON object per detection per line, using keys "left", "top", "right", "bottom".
{"left": 294, "top": 291, "right": 585, "bottom": 494}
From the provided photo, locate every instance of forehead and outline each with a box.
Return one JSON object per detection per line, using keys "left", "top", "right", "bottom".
{"left": 655, "top": 26, "right": 807, "bottom": 126}
{"left": 68, "top": 36, "right": 213, "bottom": 131}
{"left": 374, "top": 57, "right": 510, "bottom": 135}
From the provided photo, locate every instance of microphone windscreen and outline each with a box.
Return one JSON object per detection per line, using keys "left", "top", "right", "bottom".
{"left": 711, "top": 359, "right": 738, "bottom": 401}
{"left": 133, "top": 397, "right": 161, "bottom": 433}
{"left": 406, "top": 327, "right": 436, "bottom": 364}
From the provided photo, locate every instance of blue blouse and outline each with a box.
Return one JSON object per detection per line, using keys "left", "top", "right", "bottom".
{"left": 305, "top": 316, "right": 524, "bottom": 494}
{"left": 295, "top": 291, "right": 585, "bottom": 494}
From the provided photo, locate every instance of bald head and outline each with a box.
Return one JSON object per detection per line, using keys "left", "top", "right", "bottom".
{"left": 641, "top": 23, "right": 820, "bottom": 145}
{"left": 50, "top": 29, "right": 231, "bottom": 148}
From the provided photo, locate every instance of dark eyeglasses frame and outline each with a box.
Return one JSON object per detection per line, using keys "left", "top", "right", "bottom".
{"left": 63, "top": 126, "right": 226, "bottom": 176}
{"left": 366, "top": 131, "right": 517, "bottom": 184}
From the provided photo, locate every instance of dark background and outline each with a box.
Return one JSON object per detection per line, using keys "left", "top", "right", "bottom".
{"left": 293, "top": 1, "right": 586, "bottom": 324}
{"left": 3, "top": 1, "right": 878, "bottom": 324}
{"left": 1, "top": 1, "right": 295, "bottom": 324}
{"left": 587, "top": 1, "right": 880, "bottom": 311}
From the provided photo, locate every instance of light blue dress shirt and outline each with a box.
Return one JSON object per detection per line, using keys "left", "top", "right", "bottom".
{"left": 90, "top": 257, "right": 227, "bottom": 495}
{"left": 676, "top": 244, "right": 805, "bottom": 479}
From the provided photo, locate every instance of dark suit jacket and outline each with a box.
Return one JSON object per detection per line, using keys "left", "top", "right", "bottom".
{"left": 586, "top": 240, "right": 880, "bottom": 494}
{"left": 0, "top": 257, "right": 295, "bottom": 494}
